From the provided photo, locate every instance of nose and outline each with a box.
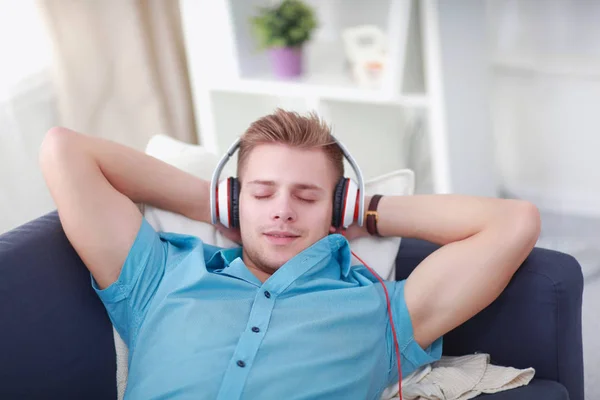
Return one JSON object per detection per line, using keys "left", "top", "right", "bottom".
{"left": 271, "top": 195, "right": 297, "bottom": 222}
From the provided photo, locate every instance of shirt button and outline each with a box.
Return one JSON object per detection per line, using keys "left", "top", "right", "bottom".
{"left": 237, "top": 360, "right": 246, "bottom": 368}
{"left": 252, "top": 326, "right": 260, "bottom": 333}
{"left": 264, "top": 290, "right": 271, "bottom": 298}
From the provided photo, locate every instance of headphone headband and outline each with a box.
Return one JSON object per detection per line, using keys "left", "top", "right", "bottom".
{"left": 210, "top": 135, "right": 365, "bottom": 227}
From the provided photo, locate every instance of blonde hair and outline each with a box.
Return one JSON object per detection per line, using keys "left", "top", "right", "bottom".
{"left": 237, "top": 108, "right": 344, "bottom": 181}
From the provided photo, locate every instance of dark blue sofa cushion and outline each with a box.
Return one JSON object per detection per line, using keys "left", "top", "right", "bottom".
{"left": 0, "top": 212, "right": 117, "bottom": 399}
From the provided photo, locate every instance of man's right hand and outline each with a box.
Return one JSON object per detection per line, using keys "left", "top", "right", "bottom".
{"left": 39, "top": 127, "right": 212, "bottom": 289}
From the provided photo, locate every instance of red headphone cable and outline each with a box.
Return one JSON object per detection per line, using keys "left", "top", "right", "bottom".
{"left": 340, "top": 228, "right": 403, "bottom": 399}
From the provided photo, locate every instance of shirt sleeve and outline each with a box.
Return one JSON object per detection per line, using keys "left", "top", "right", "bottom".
{"left": 91, "top": 217, "right": 167, "bottom": 350}
{"left": 387, "top": 279, "right": 443, "bottom": 384}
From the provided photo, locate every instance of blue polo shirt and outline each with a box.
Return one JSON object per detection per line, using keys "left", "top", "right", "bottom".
{"left": 93, "top": 218, "right": 443, "bottom": 399}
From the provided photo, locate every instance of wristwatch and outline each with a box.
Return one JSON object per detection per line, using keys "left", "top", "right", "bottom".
{"left": 365, "top": 195, "right": 383, "bottom": 237}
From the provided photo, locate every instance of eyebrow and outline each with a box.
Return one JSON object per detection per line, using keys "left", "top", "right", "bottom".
{"left": 246, "top": 180, "right": 325, "bottom": 192}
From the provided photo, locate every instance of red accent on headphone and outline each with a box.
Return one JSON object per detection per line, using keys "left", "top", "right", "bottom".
{"left": 353, "top": 190, "right": 360, "bottom": 221}
{"left": 215, "top": 185, "right": 220, "bottom": 220}
{"left": 340, "top": 180, "right": 350, "bottom": 227}
{"left": 227, "top": 178, "right": 232, "bottom": 227}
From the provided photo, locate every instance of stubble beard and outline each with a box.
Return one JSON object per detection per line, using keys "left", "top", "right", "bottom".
{"left": 242, "top": 244, "right": 284, "bottom": 276}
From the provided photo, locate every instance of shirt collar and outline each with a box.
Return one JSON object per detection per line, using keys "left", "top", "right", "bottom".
{"left": 222, "top": 255, "right": 263, "bottom": 287}
{"left": 259, "top": 233, "right": 353, "bottom": 295}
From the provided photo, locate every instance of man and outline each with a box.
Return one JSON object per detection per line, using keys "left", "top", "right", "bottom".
{"left": 40, "top": 109, "right": 541, "bottom": 399}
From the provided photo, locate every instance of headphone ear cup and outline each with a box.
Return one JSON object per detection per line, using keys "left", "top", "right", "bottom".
{"left": 217, "top": 178, "right": 232, "bottom": 228}
{"left": 332, "top": 178, "right": 348, "bottom": 229}
{"left": 230, "top": 178, "right": 240, "bottom": 229}
{"left": 341, "top": 179, "right": 359, "bottom": 229}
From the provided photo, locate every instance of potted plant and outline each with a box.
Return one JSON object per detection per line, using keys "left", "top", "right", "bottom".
{"left": 250, "top": 0, "right": 317, "bottom": 79}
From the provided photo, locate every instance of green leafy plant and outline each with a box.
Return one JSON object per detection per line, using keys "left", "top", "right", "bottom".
{"left": 250, "top": 0, "right": 318, "bottom": 49}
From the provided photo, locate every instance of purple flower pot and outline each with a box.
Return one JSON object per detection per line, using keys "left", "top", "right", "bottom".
{"left": 268, "top": 46, "right": 303, "bottom": 79}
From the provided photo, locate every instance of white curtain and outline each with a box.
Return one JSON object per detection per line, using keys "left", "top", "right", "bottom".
{"left": 0, "top": 0, "right": 199, "bottom": 234}
{"left": 38, "top": 0, "right": 198, "bottom": 151}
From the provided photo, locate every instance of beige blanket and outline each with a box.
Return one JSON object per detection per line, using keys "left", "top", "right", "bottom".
{"left": 382, "top": 354, "right": 535, "bottom": 400}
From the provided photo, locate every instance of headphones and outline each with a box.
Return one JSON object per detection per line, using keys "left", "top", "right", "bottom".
{"left": 210, "top": 135, "right": 365, "bottom": 230}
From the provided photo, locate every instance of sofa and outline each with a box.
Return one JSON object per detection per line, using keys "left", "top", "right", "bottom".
{"left": 0, "top": 210, "right": 584, "bottom": 400}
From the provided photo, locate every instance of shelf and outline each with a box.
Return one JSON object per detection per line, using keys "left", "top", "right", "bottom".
{"left": 206, "top": 36, "right": 428, "bottom": 107}
{"left": 209, "top": 76, "right": 428, "bottom": 107}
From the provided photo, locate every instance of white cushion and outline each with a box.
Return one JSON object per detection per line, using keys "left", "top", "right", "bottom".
{"left": 113, "top": 134, "right": 415, "bottom": 399}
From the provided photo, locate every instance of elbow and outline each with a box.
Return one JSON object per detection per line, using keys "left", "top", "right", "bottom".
{"left": 39, "top": 127, "right": 77, "bottom": 171}
{"left": 507, "top": 200, "right": 542, "bottom": 252}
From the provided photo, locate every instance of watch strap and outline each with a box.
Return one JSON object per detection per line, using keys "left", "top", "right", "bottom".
{"left": 366, "top": 195, "right": 383, "bottom": 237}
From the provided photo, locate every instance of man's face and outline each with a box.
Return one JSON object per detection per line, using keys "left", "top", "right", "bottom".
{"left": 238, "top": 143, "right": 337, "bottom": 275}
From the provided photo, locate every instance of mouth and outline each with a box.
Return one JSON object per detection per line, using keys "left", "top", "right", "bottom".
{"left": 263, "top": 231, "right": 300, "bottom": 245}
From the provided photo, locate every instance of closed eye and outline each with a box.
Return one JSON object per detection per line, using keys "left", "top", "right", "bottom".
{"left": 296, "top": 196, "right": 316, "bottom": 203}
{"left": 254, "top": 195, "right": 315, "bottom": 203}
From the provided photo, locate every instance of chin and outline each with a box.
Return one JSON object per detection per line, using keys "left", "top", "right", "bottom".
{"left": 247, "top": 234, "right": 325, "bottom": 266}
{"left": 268, "top": 238, "right": 312, "bottom": 253}
{"left": 265, "top": 247, "right": 297, "bottom": 263}
{"left": 261, "top": 245, "right": 305, "bottom": 269}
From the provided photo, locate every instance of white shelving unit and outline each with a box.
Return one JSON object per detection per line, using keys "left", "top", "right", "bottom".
{"left": 179, "top": 0, "right": 498, "bottom": 196}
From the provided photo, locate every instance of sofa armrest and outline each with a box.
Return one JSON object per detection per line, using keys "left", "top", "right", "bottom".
{"left": 0, "top": 211, "right": 117, "bottom": 399}
{"left": 395, "top": 238, "right": 585, "bottom": 400}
